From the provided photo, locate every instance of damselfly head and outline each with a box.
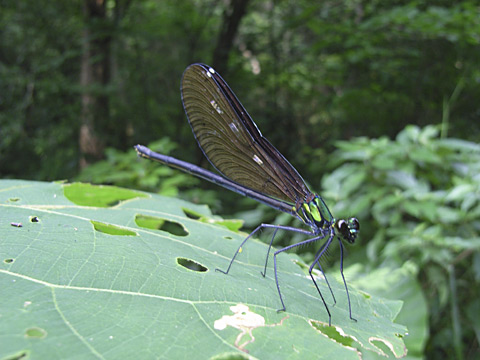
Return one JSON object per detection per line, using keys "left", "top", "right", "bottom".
{"left": 335, "top": 218, "right": 360, "bottom": 244}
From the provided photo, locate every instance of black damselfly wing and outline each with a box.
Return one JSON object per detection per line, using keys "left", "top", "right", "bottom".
{"left": 181, "top": 64, "right": 311, "bottom": 206}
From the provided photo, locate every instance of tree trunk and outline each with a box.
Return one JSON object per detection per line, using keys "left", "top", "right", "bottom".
{"left": 212, "top": 0, "right": 250, "bottom": 75}
{"left": 79, "top": 0, "right": 111, "bottom": 168}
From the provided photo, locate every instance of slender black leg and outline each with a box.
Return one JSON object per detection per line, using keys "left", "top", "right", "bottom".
{"left": 215, "top": 224, "right": 312, "bottom": 275}
{"left": 308, "top": 233, "right": 335, "bottom": 326}
{"left": 215, "top": 225, "right": 264, "bottom": 275}
{"left": 315, "top": 260, "right": 336, "bottom": 306}
{"left": 271, "top": 232, "right": 328, "bottom": 312}
{"left": 216, "top": 224, "right": 349, "bottom": 326}
{"left": 338, "top": 238, "right": 357, "bottom": 322}
{"left": 310, "top": 238, "right": 337, "bottom": 306}
{"left": 261, "top": 228, "right": 279, "bottom": 277}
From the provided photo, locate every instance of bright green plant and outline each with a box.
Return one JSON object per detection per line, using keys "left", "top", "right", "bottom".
{"left": 322, "top": 125, "right": 480, "bottom": 359}
{"left": 75, "top": 138, "right": 223, "bottom": 210}
{"left": 75, "top": 138, "right": 185, "bottom": 194}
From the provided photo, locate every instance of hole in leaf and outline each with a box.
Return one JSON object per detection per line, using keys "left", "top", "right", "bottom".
{"left": 30, "top": 216, "right": 40, "bottom": 223}
{"left": 293, "top": 259, "right": 309, "bottom": 271}
{"left": 4, "top": 258, "right": 14, "bottom": 264}
{"left": 64, "top": 183, "right": 147, "bottom": 207}
{"left": 91, "top": 221, "right": 138, "bottom": 236}
{"left": 223, "top": 236, "right": 233, "bottom": 240}
{"left": 135, "top": 215, "right": 188, "bottom": 236}
{"left": 4, "top": 350, "right": 28, "bottom": 360}
{"left": 213, "top": 354, "right": 249, "bottom": 360}
{"left": 214, "top": 219, "right": 243, "bottom": 232}
{"left": 292, "top": 259, "right": 312, "bottom": 277}
{"left": 182, "top": 207, "right": 243, "bottom": 232}
{"left": 9, "top": 197, "right": 20, "bottom": 202}
{"left": 177, "top": 257, "right": 208, "bottom": 272}
{"left": 360, "top": 291, "right": 371, "bottom": 299}
{"left": 370, "top": 338, "right": 393, "bottom": 357}
{"left": 24, "top": 327, "right": 47, "bottom": 339}
{"left": 182, "top": 207, "right": 202, "bottom": 220}
{"left": 310, "top": 320, "right": 356, "bottom": 347}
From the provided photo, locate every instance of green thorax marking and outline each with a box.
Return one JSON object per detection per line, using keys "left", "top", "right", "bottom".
{"left": 294, "top": 194, "right": 334, "bottom": 229}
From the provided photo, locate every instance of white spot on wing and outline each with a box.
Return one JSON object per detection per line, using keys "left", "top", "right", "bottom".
{"left": 210, "top": 100, "right": 223, "bottom": 114}
{"left": 253, "top": 155, "right": 263, "bottom": 165}
{"left": 229, "top": 122, "right": 239, "bottom": 133}
{"left": 208, "top": 67, "right": 215, "bottom": 74}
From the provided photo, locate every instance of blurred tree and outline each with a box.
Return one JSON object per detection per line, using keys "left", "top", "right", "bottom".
{"left": 0, "top": 0, "right": 83, "bottom": 179}
{"left": 1, "top": 0, "right": 478, "bottom": 182}
{"left": 80, "top": 0, "right": 110, "bottom": 167}
{"left": 212, "top": 0, "right": 251, "bottom": 75}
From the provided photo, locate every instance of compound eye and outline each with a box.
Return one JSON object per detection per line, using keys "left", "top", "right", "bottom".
{"left": 349, "top": 218, "right": 360, "bottom": 231}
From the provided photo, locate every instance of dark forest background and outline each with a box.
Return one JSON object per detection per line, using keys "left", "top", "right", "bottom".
{"left": 1, "top": 0, "right": 479, "bottom": 358}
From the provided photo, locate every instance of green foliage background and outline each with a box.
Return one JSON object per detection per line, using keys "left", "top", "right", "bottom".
{"left": 1, "top": 0, "right": 479, "bottom": 358}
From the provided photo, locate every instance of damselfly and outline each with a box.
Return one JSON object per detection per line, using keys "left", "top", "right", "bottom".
{"left": 135, "top": 63, "right": 359, "bottom": 326}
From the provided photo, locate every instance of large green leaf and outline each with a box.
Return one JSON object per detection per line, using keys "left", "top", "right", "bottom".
{"left": 345, "top": 262, "right": 428, "bottom": 360}
{"left": 0, "top": 180, "right": 407, "bottom": 359}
